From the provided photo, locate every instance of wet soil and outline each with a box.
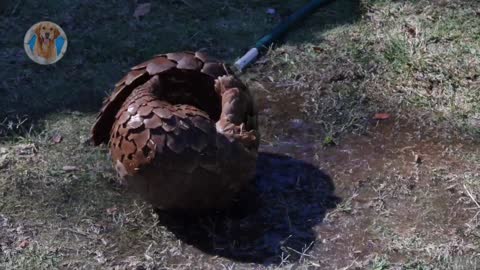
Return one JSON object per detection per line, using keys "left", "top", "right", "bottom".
{"left": 252, "top": 89, "right": 478, "bottom": 267}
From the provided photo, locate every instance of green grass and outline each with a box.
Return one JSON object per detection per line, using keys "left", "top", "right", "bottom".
{"left": 1, "top": 243, "right": 62, "bottom": 270}
{"left": 383, "top": 36, "right": 411, "bottom": 71}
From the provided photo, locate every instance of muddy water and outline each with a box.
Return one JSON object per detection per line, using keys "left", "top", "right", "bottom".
{"left": 255, "top": 88, "right": 478, "bottom": 267}
{"left": 258, "top": 90, "right": 470, "bottom": 181}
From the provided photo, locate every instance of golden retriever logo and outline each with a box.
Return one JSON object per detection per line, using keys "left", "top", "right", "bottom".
{"left": 24, "top": 21, "right": 67, "bottom": 65}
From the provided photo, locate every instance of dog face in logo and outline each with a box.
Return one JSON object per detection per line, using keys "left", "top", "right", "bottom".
{"left": 33, "top": 22, "right": 61, "bottom": 63}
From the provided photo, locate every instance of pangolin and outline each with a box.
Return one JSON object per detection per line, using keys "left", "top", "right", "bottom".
{"left": 91, "top": 51, "right": 259, "bottom": 211}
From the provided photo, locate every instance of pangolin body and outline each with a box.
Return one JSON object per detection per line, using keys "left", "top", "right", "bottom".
{"left": 91, "top": 51, "right": 259, "bottom": 210}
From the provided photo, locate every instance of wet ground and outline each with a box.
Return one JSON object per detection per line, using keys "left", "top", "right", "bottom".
{"left": 248, "top": 88, "right": 478, "bottom": 268}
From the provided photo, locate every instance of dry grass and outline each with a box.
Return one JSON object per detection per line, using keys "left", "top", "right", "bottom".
{"left": 1, "top": 0, "right": 479, "bottom": 269}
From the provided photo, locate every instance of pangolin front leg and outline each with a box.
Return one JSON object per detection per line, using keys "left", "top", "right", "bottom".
{"left": 214, "top": 75, "right": 257, "bottom": 148}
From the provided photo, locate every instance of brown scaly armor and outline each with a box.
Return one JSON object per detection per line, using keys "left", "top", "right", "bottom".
{"left": 91, "top": 51, "right": 259, "bottom": 210}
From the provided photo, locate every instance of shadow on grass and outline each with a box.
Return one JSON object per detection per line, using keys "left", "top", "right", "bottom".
{"left": 155, "top": 152, "right": 340, "bottom": 264}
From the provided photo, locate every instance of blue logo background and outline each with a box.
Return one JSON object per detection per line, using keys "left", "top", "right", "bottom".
{"left": 28, "top": 35, "right": 65, "bottom": 56}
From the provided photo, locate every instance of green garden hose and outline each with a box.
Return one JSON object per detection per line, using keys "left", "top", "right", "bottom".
{"left": 234, "top": 0, "right": 335, "bottom": 71}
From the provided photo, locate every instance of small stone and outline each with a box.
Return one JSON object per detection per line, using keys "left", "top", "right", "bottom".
{"left": 290, "top": 118, "right": 304, "bottom": 129}
{"left": 373, "top": 113, "right": 390, "bottom": 120}
{"left": 18, "top": 240, "right": 29, "bottom": 249}
{"left": 14, "top": 143, "right": 37, "bottom": 156}
{"left": 0, "top": 153, "right": 8, "bottom": 169}
{"left": 62, "top": 165, "right": 78, "bottom": 172}
{"left": 106, "top": 207, "right": 118, "bottom": 215}
{"left": 133, "top": 3, "right": 151, "bottom": 19}
{"left": 81, "top": 136, "right": 93, "bottom": 145}
{"left": 51, "top": 134, "right": 63, "bottom": 144}
{"left": 266, "top": 8, "right": 276, "bottom": 15}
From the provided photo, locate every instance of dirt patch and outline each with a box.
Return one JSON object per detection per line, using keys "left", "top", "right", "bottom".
{"left": 249, "top": 81, "right": 478, "bottom": 268}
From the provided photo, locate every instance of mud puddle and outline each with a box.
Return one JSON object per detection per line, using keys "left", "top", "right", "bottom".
{"left": 255, "top": 90, "right": 478, "bottom": 267}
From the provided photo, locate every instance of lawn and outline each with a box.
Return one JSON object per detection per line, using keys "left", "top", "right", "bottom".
{"left": 0, "top": 0, "right": 479, "bottom": 269}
